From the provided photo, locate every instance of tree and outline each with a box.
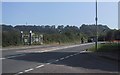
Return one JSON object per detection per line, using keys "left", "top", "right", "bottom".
{"left": 106, "top": 30, "right": 120, "bottom": 41}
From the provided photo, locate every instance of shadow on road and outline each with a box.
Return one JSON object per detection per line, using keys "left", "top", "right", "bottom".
{"left": 8, "top": 51, "right": 119, "bottom": 72}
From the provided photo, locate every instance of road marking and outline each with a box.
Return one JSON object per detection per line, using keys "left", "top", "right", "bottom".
{"left": 16, "top": 43, "right": 94, "bottom": 53}
{"left": 60, "top": 57, "right": 65, "bottom": 60}
{"left": 66, "top": 56, "right": 70, "bottom": 58}
{"left": 80, "top": 50, "right": 86, "bottom": 53}
{"left": 0, "top": 58, "right": 6, "bottom": 60}
{"left": 14, "top": 51, "right": 84, "bottom": 75}
{"left": 6, "top": 54, "right": 26, "bottom": 58}
{"left": 14, "top": 71, "right": 24, "bottom": 75}
{"left": 55, "top": 59, "right": 59, "bottom": 62}
{"left": 1, "top": 54, "right": 26, "bottom": 60}
{"left": 24, "top": 68, "right": 34, "bottom": 72}
{"left": 65, "top": 56, "right": 69, "bottom": 59}
{"left": 18, "top": 71, "right": 24, "bottom": 74}
{"left": 17, "top": 71, "right": 24, "bottom": 74}
{"left": 40, "top": 51, "right": 45, "bottom": 52}
{"left": 7, "top": 56, "right": 20, "bottom": 58}
{"left": 70, "top": 55, "right": 73, "bottom": 57}
{"left": 73, "top": 54, "right": 77, "bottom": 55}
{"left": 46, "top": 63, "right": 51, "bottom": 65}
{"left": 36, "top": 64, "right": 45, "bottom": 68}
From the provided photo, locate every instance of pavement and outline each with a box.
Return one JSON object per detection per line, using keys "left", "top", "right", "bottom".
{"left": 2, "top": 44, "right": 65, "bottom": 51}
{"left": 93, "top": 52, "right": 120, "bottom": 61}
{"left": 1, "top": 43, "right": 119, "bottom": 75}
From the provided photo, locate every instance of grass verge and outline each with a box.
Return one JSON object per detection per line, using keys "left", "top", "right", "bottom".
{"left": 89, "top": 43, "right": 119, "bottom": 52}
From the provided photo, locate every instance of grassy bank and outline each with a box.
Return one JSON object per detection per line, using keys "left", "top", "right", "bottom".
{"left": 2, "top": 41, "right": 80, "bottom": 48}
{"left": 89, "top": 43, "right": 119, "bottom": 52}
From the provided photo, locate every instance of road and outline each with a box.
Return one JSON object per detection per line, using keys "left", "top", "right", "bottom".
{"left": 1, "top": 43, "right": 119, "bottom": 75}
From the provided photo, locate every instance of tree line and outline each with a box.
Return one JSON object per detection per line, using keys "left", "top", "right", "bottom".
{"left": 1, "top": 24, "right": 120, "bottom": 47}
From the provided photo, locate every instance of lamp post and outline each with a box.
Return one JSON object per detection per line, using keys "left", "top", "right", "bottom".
{"left": 29, "top": 30, "right": 32, "bottom": 45}
{"left": 58, "top": 29, "right": 62, "bottom": 45}
{"left": 95, "top": 0, "right": 98, "bottom": 51}
{"left": 20, "top": 31, "right": 23, "bottom": 44}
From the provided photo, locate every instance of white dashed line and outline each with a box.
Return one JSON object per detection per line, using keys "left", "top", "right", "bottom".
{"left": 66, "top": 56, "right": 70, "bottom": 58}
{"left": 1, "top": 54, "right": 26, "bottom": 60}
{"left": 18, "top": 71, "right": 24, "bottom": 74}
{"left": 46, "top": 63, "right": 51, "bottom": 65}
{"left": 80, "top": 50, "right": 88, "bottom": 53}
{"left": 60, "top": 57, "right": 65, "bottom": 60}
{"left": 65, "top": 56, "right": 69, "bottom": 59}
{"left": 0, "top": 58, "right": 6, "bottom": 60}
{"left": 24, "top": 68, "right": 34, "bottom": 72}
{"left": 55, "top": 59, "right": 59, "bottom": 62}
{"left": 7, "top": 56, "right": 19, "bottom": 58}
{"left": 15, "top": 51, "right": 81, "bottom": 75}
{"left": 14, "top": 51, "right": 82, "bottom": 75}
{"left": 70, "top": 55, "right": 73, "bottom": 57}
{"left": 73, "top": 54, "right": 77, "bottom": 55}
{"left": 16, "top": 71, "right": 24, "bottom": 75}
{"left": 7, "top": 54, "right": 26, "bottom": 58}
{"left": 36, "top": 65, "right": 45, "bottom": 68}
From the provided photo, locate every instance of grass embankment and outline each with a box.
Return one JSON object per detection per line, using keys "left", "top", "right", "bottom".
{"left": 89, "top": 43, "right": 119, "bottom": 52}
{"left": 2, "top": 42, "right": 80, "bottom": 48}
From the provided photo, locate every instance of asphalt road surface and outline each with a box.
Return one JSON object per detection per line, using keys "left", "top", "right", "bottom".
{"left": 1, "top": 43, "right": 119, "bottom": 75}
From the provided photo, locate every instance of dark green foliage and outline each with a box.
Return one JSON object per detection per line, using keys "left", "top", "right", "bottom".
{"left": 14, "top": 25, "right": 82, "bottom": 44}
{"left": 89, "top": 43, "right": 120, "bottom": 52}
{"left": 106, "top": 29, "right": 120, "bottom": 41}
{"left": 80, "top": 24, "right": 110, "bottom": 37}
{"left": 15, "top": 25, "right": 58, "bottom": 34}
{"left": 2, "top": 24, "right": 119, "bottom": 47}
{"left": 96, "top": 43, "right": 119, "bottom": 52}
{"left": 2, "top": 25, "right": 21, "bottom": 47}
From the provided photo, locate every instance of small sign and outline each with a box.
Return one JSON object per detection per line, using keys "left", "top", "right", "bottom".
{"left": 24, "top": 39, "right": 28, "bottom": 43}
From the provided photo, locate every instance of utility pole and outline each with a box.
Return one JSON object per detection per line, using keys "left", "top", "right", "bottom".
{"left": 95, "top": 0, "right": 98, "bottom": 51}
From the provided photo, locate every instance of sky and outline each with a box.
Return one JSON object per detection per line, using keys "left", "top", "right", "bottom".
{"left": 2, "top": 2, "right": 118, "bottom": 29}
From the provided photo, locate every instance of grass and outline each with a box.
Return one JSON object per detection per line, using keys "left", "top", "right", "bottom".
{"left": 89, "top": 43, "right": 119, "bottom": 52}
{"left": 2, "top": 42, "right": 80, "bottom": 48}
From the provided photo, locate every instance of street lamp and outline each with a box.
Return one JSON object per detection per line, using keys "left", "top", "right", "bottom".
{"left": 20, "top": 31, "right": 23, "bottom": 44}
{"left": 30, "top": 30, "right": 32, "bottom": 33}
{"left": 58, "top": 29, "right": 62, "bottom": 45}
{"left": 95, "top": 0, "right": 98, "bottom": 51}
{"left": 29, "top": 30, "right": 32, "bottom": 45}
